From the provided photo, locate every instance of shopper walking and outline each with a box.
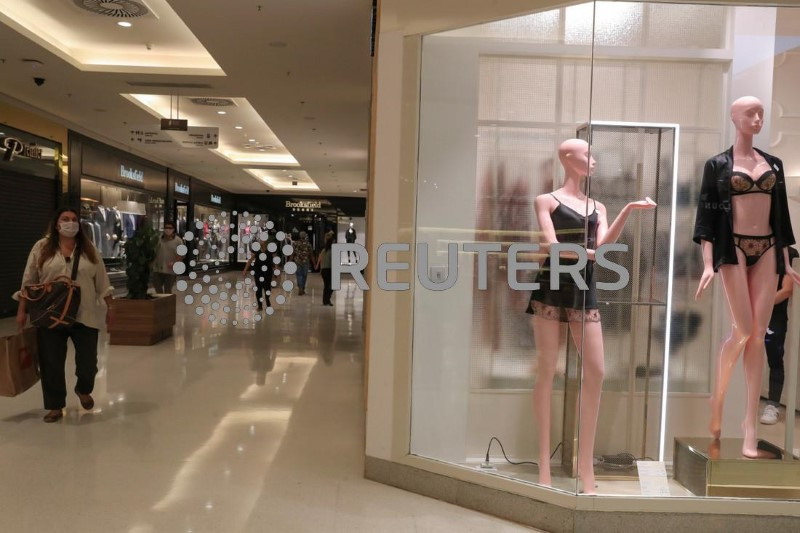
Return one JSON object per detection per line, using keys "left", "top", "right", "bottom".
{"left": 244, "top": 240, "right": 274, "bottom": 310}
{"left": 315, "top": 232, "right": 335, "bottom": 306}
{"left": 152, "top": 220, "right": 183, "bottom": 294}
{"left": 293, "top": 231, "right": 312, "bottom": 295}
{"left": 14, "top": 207, "right": 114, "bottom": 423}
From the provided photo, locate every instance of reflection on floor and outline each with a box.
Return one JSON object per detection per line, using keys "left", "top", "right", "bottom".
{"left": 0, "top": 275, "right": 537, "bottom": 533}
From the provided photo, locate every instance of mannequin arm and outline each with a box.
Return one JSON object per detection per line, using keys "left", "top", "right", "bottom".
{"left": 595, "top": 197, "right": 657, "bottom": 248}
{"left": 695, "top": 240, "right": 715, "bottom": 300}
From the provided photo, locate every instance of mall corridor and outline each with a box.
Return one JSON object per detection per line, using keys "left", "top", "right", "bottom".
{"left": 0, "top": 275, "right": 534, "bottom": 533}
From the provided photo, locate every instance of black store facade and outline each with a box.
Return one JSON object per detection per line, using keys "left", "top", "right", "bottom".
{"left": 0, "top": 125, "right": 62, "bottom": 317}
{"left": 67, "top": 132, "right": 168, "bottom": 287}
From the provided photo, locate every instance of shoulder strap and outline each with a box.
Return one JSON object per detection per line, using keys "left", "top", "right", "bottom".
{"left": 70, "top": 246, "right": 81, "bottom": 281}
{"left": 549, "top": 193, "right": 561, "bottom": 204}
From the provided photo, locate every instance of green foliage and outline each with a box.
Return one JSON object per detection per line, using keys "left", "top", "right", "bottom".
{"left": 124, "top": 223, "right": 159, "bottom": 299}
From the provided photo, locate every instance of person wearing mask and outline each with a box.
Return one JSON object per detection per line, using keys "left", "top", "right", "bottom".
{"left": 315, "top": 232, "right": 335, "bottom": 306}
{"left": 293, "top": 231, "right": 312, "bottom": 295}
{"left": 152, "top": 221, "right": 183, "bottom": 294}
{"left": 243, "top": 239, "right": 274, "bottom": 310}
{"left": 14, "top": 207, "right": 114, "bottom": 423}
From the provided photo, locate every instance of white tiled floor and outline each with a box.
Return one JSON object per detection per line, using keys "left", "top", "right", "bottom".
{"left": 0, "top": 275, "right": 537, "bottom": 533}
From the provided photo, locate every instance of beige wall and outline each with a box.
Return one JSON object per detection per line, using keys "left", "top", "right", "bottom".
{"left": 0, "top": 99, "right": 68, "bottom": 148}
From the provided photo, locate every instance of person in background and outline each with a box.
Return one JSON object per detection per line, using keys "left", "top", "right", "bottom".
{"left": 14, "top": 207, "right": 114, "bottom": 423}
{"left": 761, "top": 245, "right": 800, "bottom": 424}
{"left": 293, "top": 231, "right": 312, "bottom": 295}
{"left": 315, "top": 231, "right": 335, "bottom": 306}
{"left": 244, "top": 239, "right": 274, "bottom": 310}
{"left": 152, "top": 221, "right": 183, "bottom": 294}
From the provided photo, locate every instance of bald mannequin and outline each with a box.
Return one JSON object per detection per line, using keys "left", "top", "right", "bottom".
{"left": 531, "top": 139, "right": 655, "bottom": 493}
{"left": 695, "top": 96, "right": 800, "bottom": 457}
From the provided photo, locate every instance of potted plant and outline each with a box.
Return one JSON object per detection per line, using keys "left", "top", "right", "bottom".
{"left": 107, "top": 223, "right": 177, "bottom": 345}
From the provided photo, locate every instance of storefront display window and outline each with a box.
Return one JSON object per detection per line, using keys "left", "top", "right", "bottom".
{"left": 80, "top": 178, "right": 164, "bottom": 269}
{"left": 237, "top": 213, "right": 269, "bottom": 263}
{"left": 192, "top": 204, "right": 230, "bottom": 266}
{"left": 409, "top": 1, "right": 800, "bottom": 501}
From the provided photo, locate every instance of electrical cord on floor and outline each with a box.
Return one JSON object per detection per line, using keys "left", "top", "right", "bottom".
{"left": 481, "top": 436, "right": 564, "bottom": 469}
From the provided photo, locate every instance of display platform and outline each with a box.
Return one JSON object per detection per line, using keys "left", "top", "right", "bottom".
{"left": 674, "top": 437, "right": 800, "bottom": 498}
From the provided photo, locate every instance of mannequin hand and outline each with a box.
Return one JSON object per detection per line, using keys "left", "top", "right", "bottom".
{"left": 628, "top": 197, "right": 657, "bottom": 210}
{"left": 586, "top": 249, "right": 596, "bottom": 262}
{"left": 695, "top": 267, "right": 715, "bottom": 300}
{"left": 786, "top": 264, "right": 800, "bottom": 287}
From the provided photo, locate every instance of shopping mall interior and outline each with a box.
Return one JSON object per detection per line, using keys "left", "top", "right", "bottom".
{"left": 3, "top": 1, "right": 800, "bottom": 532}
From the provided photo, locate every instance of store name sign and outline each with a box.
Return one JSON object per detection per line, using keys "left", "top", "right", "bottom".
{"left": 2, "top": 136, "right": 43, "bottom": 162}
{"left": 331, "top": 242, "right": 631, "bottom": 292}
{"left": 210, "top": 194, "right": 222, "bottom": 205}
{"left": 286, "top": 200, "right": 321, "bottom": 210}
{"left": 175, "top": 182, "right": 190, "bottom": 195}
{"left": 120, "top": 165, "right": 144, "bottom": 183}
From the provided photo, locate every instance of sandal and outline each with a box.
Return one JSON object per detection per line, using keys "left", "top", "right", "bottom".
{"left": 43, "top": 410, "right": 63, "bottom": 423}
{"left": 74, "top": 387, "right": 95, "bottom": 410}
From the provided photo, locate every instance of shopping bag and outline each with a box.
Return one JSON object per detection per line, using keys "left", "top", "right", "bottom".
{"left": 0, "top": 327, "right": 40, "bottom": 397}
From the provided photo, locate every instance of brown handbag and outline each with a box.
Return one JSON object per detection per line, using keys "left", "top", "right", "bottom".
{"left": 21, "top": 249, "right": 82, "bottom": 330}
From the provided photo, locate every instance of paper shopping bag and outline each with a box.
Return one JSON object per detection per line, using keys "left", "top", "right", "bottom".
{"left": 0, "top": 327, "right": 40, "bottom": 397}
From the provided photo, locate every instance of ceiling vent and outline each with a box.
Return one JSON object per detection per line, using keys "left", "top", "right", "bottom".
{"left": 190, "top": 98, "right": 236, "bottom": 107}
{"left": 73, "top": 0, "right": 150, "bottom": 18}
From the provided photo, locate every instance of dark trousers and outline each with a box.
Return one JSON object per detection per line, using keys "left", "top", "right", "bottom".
{"left": 36, "top": 323, "right": 99, "bottom": 410}
{"left": 152, "top": 272, "right": 177, "bottom": 293}
{"left": 321, "top": 268, "right": 333, "bottom": 304}
{"left": 255, "top": 279, "right": 272, "bottom": 308}
{"left": 765, "top": 323, "right": 787, "bottom": 406}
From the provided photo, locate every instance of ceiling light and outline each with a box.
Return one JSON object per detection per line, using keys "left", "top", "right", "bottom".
{"left": 217, "top": 110, "right": 226, "bottom": 115}
{"left": 117, "top": 21, "right": 132, "bottom": 28}
{"left": 235, "top": 126, "right": 243, "bottom": 130}
{"left": 249, "top": 138, "right": 256, "bottom": 142}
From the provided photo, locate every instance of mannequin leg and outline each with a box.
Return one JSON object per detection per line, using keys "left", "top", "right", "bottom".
{"left": 741, "top": 251, "right": 778, "bottom": 456}
{"left": 568, "top": 319, "right": 605, "bottom": 494}
{"left": 712, "top": 259, "right": 753, "bottom": 439}
{"left": 531, "top": 315, "right": 562, "bottom": 486}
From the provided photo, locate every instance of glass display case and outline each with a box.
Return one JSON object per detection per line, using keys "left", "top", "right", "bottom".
{"left": 406, "top": 0, "right": 800, "bottom": 501}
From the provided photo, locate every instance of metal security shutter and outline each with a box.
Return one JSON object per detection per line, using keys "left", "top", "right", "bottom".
{"left": 0, "top": 171, "right": 56, "bottom": 317}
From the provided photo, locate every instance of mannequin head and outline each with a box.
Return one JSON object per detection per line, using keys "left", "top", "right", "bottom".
{"left": 558, "top": 138, "right": 595, "bottom": 178}
{"left": 349, "top": 222, "right": 354, "bottom": 228}
{"left": 730, "top": 96, "right": 764, "bottom": 136}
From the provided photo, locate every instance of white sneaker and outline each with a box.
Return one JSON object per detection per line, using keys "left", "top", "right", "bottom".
{"left": 760, "top": 404, "right": 779, "bottom": 425}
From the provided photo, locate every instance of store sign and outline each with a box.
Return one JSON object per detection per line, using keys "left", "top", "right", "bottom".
{"left": 175, "top": 182, "right": 190, "bottom": 195}
{"left": 1, "top": 136, "right": 43, "bottom": 162}
{"left": 120, "top": 165, "right": 144, "bottom": 183}
{"left": 210, "top": 194, "right": 222, "bottom": 205}
{"left": 286, "top": 200, "right": 322, "bottom": 210}
{"left": 129, "top": 126, "right": 219, "bottom": 149}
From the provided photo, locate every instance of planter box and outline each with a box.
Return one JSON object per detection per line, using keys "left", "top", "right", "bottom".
{"left": 108, "top": 293, "right": 176, "bottom": 346}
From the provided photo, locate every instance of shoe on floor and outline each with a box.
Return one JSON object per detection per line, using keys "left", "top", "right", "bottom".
{"left": 75, "top": 387, "right": 94, "bottom": 410}
{"left": 760, "top": 404, "right": 779, "bottom": 425}
{"left": 43, "top": 409, "right": 63, "bottom": 423}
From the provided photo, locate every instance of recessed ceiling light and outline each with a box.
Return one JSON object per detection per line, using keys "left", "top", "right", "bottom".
{"left": 117, "top": 21, "right": 132, "bottom": 28}
{"left": 217, "top": 110, "right": 226, "bottom": 115}
{"left": 248, "top": 138, "right": 256, "bottom": 142}
{"left": 234, "top": 126, "right": 243, "bottom": 130}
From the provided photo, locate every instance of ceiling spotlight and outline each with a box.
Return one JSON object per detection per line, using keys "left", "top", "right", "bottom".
{"left": 217, "top": 111, "right": 226, "bottom": 115}
{"left": 117, "top": 21, "right": 132, "bottom": 28}
{"left": 235, "top": 126, "right": 243, "bottom": 129}
{"left": 248, "top": 138, "right": 256, "bottom": 142}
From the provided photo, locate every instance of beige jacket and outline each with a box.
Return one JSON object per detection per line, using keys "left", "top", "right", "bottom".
{"left": 14, "top": 238, "right": 112, "bottom": 330}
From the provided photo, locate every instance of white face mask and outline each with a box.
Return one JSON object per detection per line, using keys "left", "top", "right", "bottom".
{"left": 58, "top": 221, "right": 79, "bottom": 238}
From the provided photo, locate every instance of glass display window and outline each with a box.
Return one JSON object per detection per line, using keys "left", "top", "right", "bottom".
{"left": 236, "top": 213, "right": 270, "bottom": 263}
{"left": 405, "top": 0, "right": 800, "bottom": 502}
{"left": 191, "top": 204, "right": 231, "bottom": 267}
{"left": 80, "top": 178, "right": 164, "bottom": 270}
